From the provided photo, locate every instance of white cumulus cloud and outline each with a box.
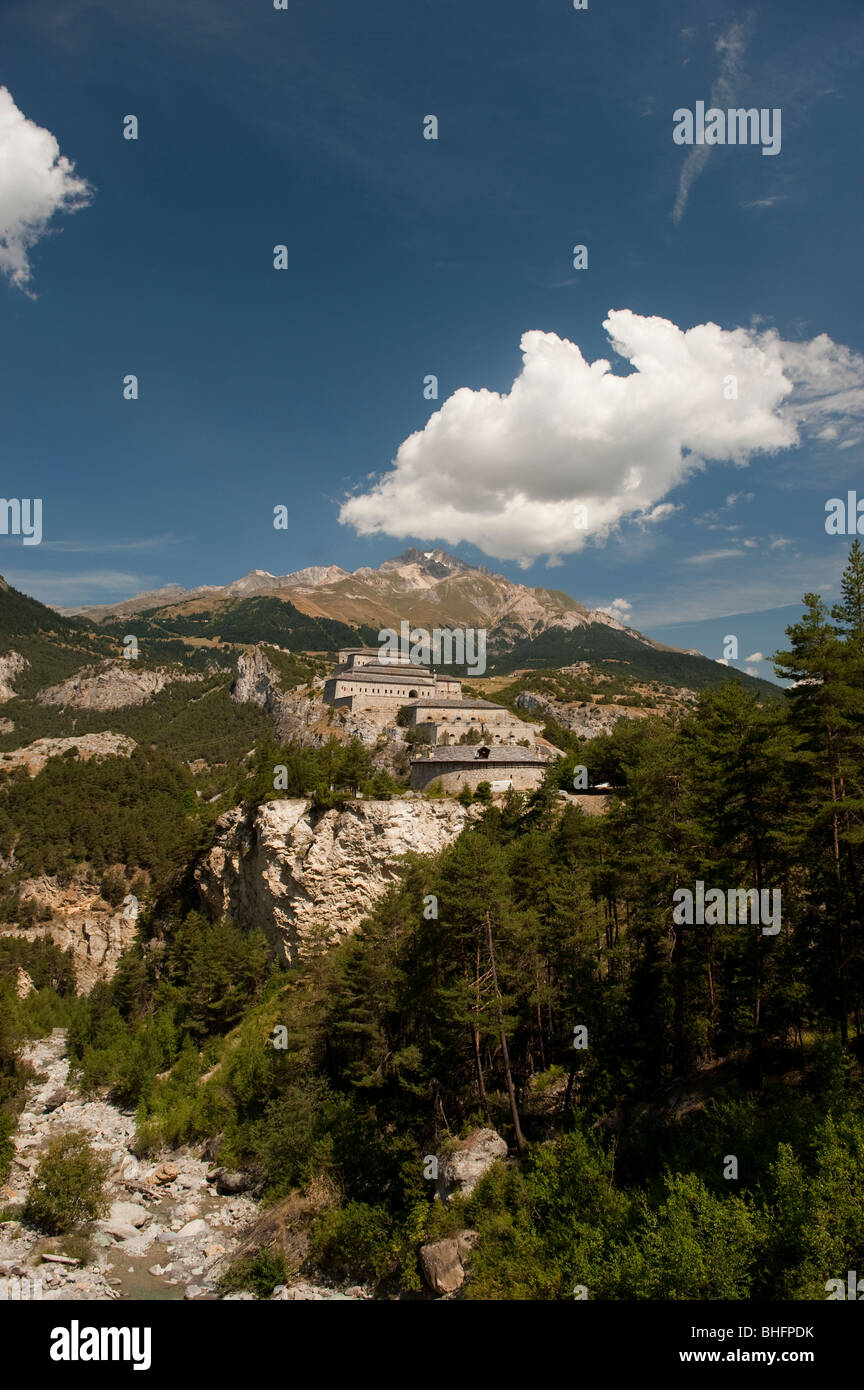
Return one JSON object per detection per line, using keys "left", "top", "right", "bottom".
{"left": 340, "top": 310, "right": 864, "bottom": 566}
{"left": 598, "top": 598, "right": 632, "bottom": 622}
{"left": 0, "top": 86, "right": 93, "bottom": 293}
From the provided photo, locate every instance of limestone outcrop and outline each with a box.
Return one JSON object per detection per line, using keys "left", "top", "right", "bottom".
{"left": 0, "top": 732, "right": 136, "bottom": 776}
{"left": 231, "top": 648, "right": 338, "bottom": 745}
{"left": 231, "top": 647, "right": 412, "bottom": 766}
{"left": 195, "top": 796, "right": 471, "bottom": 962}
{"left": 0, "top": 651, "right": 27, "bottom": 701}
{"left": 1, "top": 875, "right": 139, "bottom": 992}
{"left": 38, "top": 661, "right": 201, "bottom": 710}
{"left": 230, "top": 647, "right": 285, "bottom": 712}
{"left": 14, "top": 966, "right": 35, "bottom": 999}
{"left": 514, "top": 689, "right": 645, "bottom": 738}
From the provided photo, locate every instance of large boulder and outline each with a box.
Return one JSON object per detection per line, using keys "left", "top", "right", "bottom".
{"left": 206, "top": 1168, "right": 251, "bottom": 1195}
{"left": 101, "top": 1220, "right": 142, "bottom": 1242}
{"left": 107, "top": 1201, "right": 149, "bottom": 1229}
{"left": 40, "top": 1088, "right": 70, "bottom": 1113}
{"left": 420, "top": 1230, "right": 479, "bottom": 1295}
{"left": 436, "top": 1129, "right": 507, "bottom": 1202}
{"left": 148, "top": 1161, "right": 179, "bottom": 1185}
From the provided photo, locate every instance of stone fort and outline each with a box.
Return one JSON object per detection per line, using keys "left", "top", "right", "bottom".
{"left": 323, "top": 647, "right": 555, "bottom": 792}
{"left": 324, "top": 647, "right": 461, "bottom": 712}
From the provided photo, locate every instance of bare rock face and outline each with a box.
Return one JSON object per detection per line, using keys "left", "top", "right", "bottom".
{"left": 1, "top": 875, "right": 139, "bottom": 992}
{"left": 14, "top": 966, "right": 35, "bottom": 999}
{"left": 195, "top": 797, "right": 470, "bottom": 962}
{"left": 0, "top": 732, "right": 136, "bottom": 777}
{"left": 38, "top": 661, "right": 200, "bottom": 710}
{"left": 272, "top": 688, "right": 338, "bottom": 747}
{"left": 231, "top": 647, "right": 407, "bottom": 761}
{"left": 0, "top": 651, "right": 28, "bottom": 701}
{"left": 514, "top": 690, "right": 644, "bottom": 738}
{"left": 435, "top": 1129, "right": 508, "bottom": 1202}
{"left": 231, "top": 648, "right": 284, "bottom": 711}
{"left": 232, "top": 649, "right": 336, "bottom": 745}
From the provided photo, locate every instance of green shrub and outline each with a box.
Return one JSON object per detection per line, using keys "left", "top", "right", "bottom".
{"left": 42, "top": 1232, "right": 94, "bottom": 1265}
{"left": 0, "top": 1109, "right": 15, "bottom": 1184}
{"left": 218, "top": 1247, "right": 288, "bottom": 1299}
{"left": 310, "top": 1201, "right": 396, "bottom": 1281}
{"left": 615, "top": 1172, "right": 763, "bottom": 1300}
{"left": 23, "top": 1130, "right": 110, "bottom": 1234}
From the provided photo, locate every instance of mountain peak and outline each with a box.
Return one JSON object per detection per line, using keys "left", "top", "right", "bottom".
{"left": 380, "top": 548, "right": 477, "bottom": 578}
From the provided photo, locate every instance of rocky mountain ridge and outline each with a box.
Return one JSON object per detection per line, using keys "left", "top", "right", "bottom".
{"left": 55, "top": 548, "right": 658, "bottom": 653}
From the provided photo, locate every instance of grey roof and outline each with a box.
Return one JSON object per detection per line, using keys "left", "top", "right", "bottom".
{"left": 331, "top": 666, "right": 435, "bottom": 684}
{"left": 339, "top": 648, "right": 418, "bottom": 660}
{"left": 410, "top": 746, "right": 551, "bottom": 764}
{"left": 410, "top": 698, "right": 505, "bottom": 711}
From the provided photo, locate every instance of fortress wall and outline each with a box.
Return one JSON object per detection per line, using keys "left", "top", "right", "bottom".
{"left": 432, "top": 722, "right": 535, "bottom": 747}
{"left": 410, "top": 762, "right": 548, "bottom": 793}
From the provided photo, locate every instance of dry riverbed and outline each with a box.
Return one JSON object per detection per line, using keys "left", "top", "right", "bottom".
{"left": 0, "top": 1030, "right": 370, "bottom": 1302}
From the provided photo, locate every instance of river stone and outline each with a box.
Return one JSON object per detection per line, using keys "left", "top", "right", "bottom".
{"left": 175, "top": 1219, "right": 209, "bottom": 1240}
{"left": 42, "top": 1089, "right": 70, "bottom": 1113}
{"left": 100, "top": 1221, "right": 141, "bottom": 1242}
{"left": 149, "top": 1162, "right": 179, "bottom": 1184}
{"left": 207, "top": 1168, "right": 251, "bottom": 1195}
{"left": 108, "top": 1201, "right": 149, "bottom": 1229}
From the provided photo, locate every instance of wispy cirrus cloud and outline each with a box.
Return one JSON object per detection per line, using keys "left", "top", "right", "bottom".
{"left": 672, "top": 19, "right": 753, "bottom": 224}
{"left": 2, "top": 570, "right": 157, "bottom": 604}
{"left": 40, "top": 533, "right": 183, "bottom": 554}
{"left": 683, "top": 549, "right": 747, "bottom": 565}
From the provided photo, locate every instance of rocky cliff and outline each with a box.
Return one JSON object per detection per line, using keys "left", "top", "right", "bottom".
{"left": 230, "top": 647, "right": 411, "bottom": 767}
{"left": 231, "top": 648, "right": 330, "bottom": 744}
{"left": 0, "top": 651, "right": 28, "bottom": 701}
{"left": 195, "top": 796, "right": 471, "bottom": 962}
{"left": 38, "top": 660, "right": 202, "bottom": 710}
{"left": 0, "top": 732, "right": 136, "bottom": 776}
{"left": 514, "top": 689, "right": 646, "bottom": 737}
{"left": 1, "top": 874, "right": 139, "bottom": 992}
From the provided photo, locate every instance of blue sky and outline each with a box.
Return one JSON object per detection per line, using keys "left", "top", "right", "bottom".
{"left": 1, "top": 0, "right": 863, "bottom": 680}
